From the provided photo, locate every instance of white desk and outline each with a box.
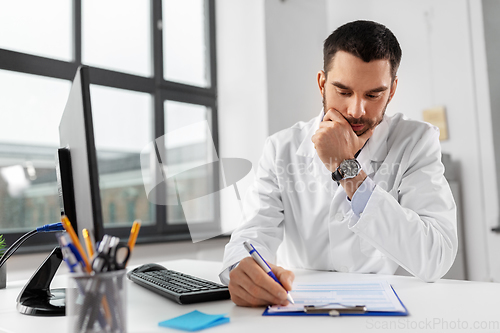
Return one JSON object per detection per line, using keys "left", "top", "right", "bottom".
{"left": 1, "top": 259, "right": 500, "bottom": 333}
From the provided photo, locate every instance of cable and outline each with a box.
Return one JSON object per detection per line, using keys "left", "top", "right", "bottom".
{"left": 0, "top": 222, "right": 64, "bottom": 269}
{"left": 0, "top": 230, "right": 36, "bottom": 268}
{"left": 36, "top": 222, "right": 65, "bottom": 233}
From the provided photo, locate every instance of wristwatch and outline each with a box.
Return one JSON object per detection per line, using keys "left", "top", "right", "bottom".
{"left": 332, "top": 159, "right": 362, "bottom": 182}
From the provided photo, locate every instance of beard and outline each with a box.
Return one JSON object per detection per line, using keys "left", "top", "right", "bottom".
{"left": 322, "top": 93, "right": 390, "bottom": 136}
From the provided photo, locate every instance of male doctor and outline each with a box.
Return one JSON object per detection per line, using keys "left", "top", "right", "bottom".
{"left": 220, "top": 20, "right": 457, "bottom": 307}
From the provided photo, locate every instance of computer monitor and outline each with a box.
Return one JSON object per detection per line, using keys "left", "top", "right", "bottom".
{"left": 17, "top": 66, "right": 104, "bottom": 317}
{"left": 57, "top": 66, "right": 104, "bottom": 246}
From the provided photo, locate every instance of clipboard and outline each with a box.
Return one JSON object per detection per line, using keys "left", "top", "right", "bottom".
{"left": 262, "top": 286, "right": 409, "bottom": 317}
{"left": 304, "top": 304, "right": 367, "bottom": 316}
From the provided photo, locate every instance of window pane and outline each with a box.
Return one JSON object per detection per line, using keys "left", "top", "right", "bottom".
{"left": 0, "top": 0, "right": 72, "bottom": 61}
{"left": 0, "top": 70, "right": 71, "bottom": 232}
{"left": 163, "top": 0, "right": 209, "bottom": 87}
{"left": 83, "top": 0, "right": 152, "bottom": 77}
{"left": 90, "top": 85, "right": 154, "bottom": 228}
{"left": 164, "top": 101, "right": 215, "bottom": 224}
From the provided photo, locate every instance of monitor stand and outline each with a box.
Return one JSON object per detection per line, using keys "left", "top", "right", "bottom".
{"left": 16, "top": 246, "right": 66, "bottom": 316}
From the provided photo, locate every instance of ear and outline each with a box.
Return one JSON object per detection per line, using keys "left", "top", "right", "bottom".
{"left": 317, "top": 70, "right": 326, "bottom": 98}
{"left": 388, "top": 77, "right": 398, "bottom": 103}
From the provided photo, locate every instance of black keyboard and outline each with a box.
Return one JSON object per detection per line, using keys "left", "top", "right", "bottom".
{"left": 127, "top": 263, "right": 230, "bottom": 304}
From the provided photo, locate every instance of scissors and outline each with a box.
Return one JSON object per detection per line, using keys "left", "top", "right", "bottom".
{"left": 92, "top": 235, "right": 130, "bottom": 272}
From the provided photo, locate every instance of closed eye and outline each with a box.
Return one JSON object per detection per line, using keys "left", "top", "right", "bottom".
{"left": 338, "top": 90, "right": 351, "bottom": 97}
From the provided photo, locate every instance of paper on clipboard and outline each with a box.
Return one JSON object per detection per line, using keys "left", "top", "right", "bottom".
{"left": 267, "top": 280, "right": 405, "bottom": 313}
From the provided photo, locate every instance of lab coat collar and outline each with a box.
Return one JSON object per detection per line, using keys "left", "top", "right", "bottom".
{"left": 356, "top": 115, "right": 389, "bottom": 176}
{"left": 295, "top": 109, "right": 324, "bottom": 159}
{"left": 296, "top": 109, "right": 390, "bottom": 175}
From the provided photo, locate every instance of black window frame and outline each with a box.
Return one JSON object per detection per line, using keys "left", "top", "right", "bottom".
{"left": 0, "top": 0, "right": 219, "bottom": 251}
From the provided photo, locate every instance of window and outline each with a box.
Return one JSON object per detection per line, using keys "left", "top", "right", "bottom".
{"left": 0, "top": 0, "right": 72, "bottom": 61}
{"left": 90, "top": 85, "right": 154, "bottom": 229}
{"left": 163, "top": 101, "right": 216, "bottom": 225}
{"left": 0, "top": 0, "right": 218, "bottom": 249}
{"left": 163, "top": 0, "right": 209, "bottom": 87}
{"left": 82, "top": 0, "right": 152, "bottom": 77}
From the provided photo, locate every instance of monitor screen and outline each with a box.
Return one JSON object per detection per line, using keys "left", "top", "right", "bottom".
{"left": 57, "top": 66, "right": 104, "bottom": 246}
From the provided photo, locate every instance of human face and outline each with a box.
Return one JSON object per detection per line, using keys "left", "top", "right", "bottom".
{"left": 318, "top": 51, "right": 398, "bottom": 136}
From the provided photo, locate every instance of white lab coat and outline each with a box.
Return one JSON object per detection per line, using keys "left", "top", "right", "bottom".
{"left": 220, "top": 110, "right": 457, "bottom": 284}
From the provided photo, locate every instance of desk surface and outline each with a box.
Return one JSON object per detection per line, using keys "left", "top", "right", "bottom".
{"left": 1, "top": 259, "right": 500, "bottom": 333}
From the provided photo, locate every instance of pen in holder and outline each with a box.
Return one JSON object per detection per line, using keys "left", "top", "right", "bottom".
{"left": 66, "top": 269, "right": 127, "bottom": 333}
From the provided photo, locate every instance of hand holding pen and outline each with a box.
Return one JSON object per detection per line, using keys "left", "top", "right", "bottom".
{"left": 243, "top": 241, "right": 294, "bottom": 304}
{"left": 227, "top": 241, "right": 295, "bottom": 307}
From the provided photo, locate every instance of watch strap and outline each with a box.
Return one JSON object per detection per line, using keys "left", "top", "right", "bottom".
{"left": 331, "top": 168, "right": 343, "bottom": 182}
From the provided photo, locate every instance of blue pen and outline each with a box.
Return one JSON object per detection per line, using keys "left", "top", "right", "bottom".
{"left": 56, "top": 233, "right": 83, "bottom": 273}
{"left": 67, "top": 243, "right": 87, "bottom": 272}
{"left": 243, "top": 241, "right": 294, "bottom": 304}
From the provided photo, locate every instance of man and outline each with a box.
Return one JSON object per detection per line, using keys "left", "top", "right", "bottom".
{"left": 220, "top": 20, "right": 457, "bottom": 307}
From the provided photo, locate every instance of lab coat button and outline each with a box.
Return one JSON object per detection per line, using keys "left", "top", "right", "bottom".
{"left": 335, "top": 213, "right": 343, "bottom": 221}
{"left": 340, "top": 266, "right": 349, "bottom": 273}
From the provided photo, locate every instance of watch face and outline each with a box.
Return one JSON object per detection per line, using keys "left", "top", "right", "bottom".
{"left": 340, "top": 159, "right": 360, "bottom": 178}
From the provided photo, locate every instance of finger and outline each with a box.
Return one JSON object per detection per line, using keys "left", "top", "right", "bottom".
{"left": 229, "top": 283, "right": 268, "bottom": 307}
{"left": 323, "top": 108, "right": 348, "bottom": 125}
{"left": 311, "top": 132, "right": 317, "bottom": 145}
{"left": 235, "top": 258, "right": 288, "bottom": 304}
{"left": 322, "top": 108, "right": 338, "bottom": 122}
{"left": 229, "top": 269, "right": 280, "bottom": 306}
{"left": 271, "top": 265, "right": 295, "bottom": 291}
{"left": 318, "top": 120, "right": 337, "bottom": 129}
{"left": 238, "top": 269, "right": 288, "bottom": 305}
{"left": 231, "top": 292, "right": 264, "bottom": 307}
{"left": 243, "top": 263, "right": 289, "bottom": 301}
{"left": 230, "top": 281, "right": 283, "bottom": 307}
{"left": 230, "top": 292, "right": 252, "bottom": 307}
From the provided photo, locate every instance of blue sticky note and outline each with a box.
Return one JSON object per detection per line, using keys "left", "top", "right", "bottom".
{"left": 159, "top": 310, "right": 230, "bottom": 331}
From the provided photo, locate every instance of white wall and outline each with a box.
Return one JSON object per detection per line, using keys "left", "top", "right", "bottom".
{"left": 216, "top": 0, "right": 269, "bottom": 167}
{"left": 264, "top": 0, "right": 326, "bottom": 134}
{"left": 215, "top": 0, "right": 270, "bottom": 233}
{"left": 479, "top": 0, "right": 500, "bottom": 281}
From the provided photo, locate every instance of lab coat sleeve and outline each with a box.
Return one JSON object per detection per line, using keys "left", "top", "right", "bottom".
{"left": 219, "top": 137, "right": 285, "bottom": 284}
{"left": 348, "top": 126, "right": 458, "bottom": 282}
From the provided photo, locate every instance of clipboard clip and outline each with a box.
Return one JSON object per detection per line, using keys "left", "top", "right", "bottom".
{"left": 304, "top": 303, "right": 367, "bottom": 316}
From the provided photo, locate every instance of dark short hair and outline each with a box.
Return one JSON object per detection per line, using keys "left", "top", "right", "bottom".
{"left": 323, "top": 20, "right": 402, "bottom": 81}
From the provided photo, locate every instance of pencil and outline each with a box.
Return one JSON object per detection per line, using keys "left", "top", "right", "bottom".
{"left": 82, "top": 228, "right": 95, "bottom": 258}
{"left": 61, "top": 215, "right": 92, "bottom": 273}
{"left": 127, "top": 220, "right": 141, "bottom": 252}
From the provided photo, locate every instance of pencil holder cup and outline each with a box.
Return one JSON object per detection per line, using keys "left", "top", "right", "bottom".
{"left": 67, "top": 269, "right": 127, "bottom": 333}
